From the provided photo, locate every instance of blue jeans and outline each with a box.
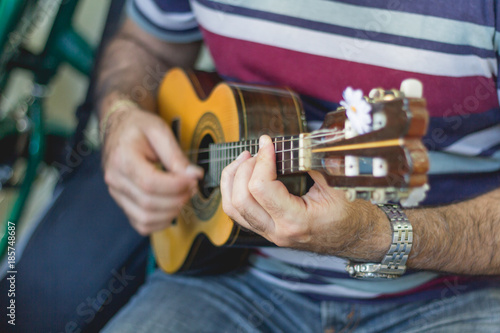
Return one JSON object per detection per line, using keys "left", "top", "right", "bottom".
{"left": 102, "top": 268, "right": 500, "bottom": 332}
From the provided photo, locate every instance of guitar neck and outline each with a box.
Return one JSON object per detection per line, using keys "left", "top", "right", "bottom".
{"left": 206, "top": 135, "right": 304, "bottom": 187}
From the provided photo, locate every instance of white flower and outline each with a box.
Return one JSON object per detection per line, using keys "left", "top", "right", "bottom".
{"left": 340, "top": 87, "right": 372, "bottom": 134}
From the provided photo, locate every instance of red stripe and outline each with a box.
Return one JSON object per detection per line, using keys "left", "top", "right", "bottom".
{"left": 202, "top": 29, "right": 499, "bottom": 118}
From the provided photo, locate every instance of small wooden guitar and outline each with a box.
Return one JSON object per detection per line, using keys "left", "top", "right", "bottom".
{"left": 153, "top": 68, "right": 429, "bottom": 274}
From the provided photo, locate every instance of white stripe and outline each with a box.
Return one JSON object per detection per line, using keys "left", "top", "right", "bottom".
{"left": 211, "top": 0, "right": 495, "bottom": 51}
{"left": 192, "top": 1, "right": 496, "bottom": 78}
{"left": 135, "top": 0, "right": 198, "bottom": 30}
{"left": 258, "top": 247, "right": 347, "bottom": 272}
{"left": 443, "top": 124, "right": 500, "bottom": 156}
{"left": 495, "top": 31, "right": 500, "bottom": 56}
{"left": 249, "top": 268, "right": 381, "bottom": 298}
{"left": 428, "top": 150, "right": 500, "bottom": 174}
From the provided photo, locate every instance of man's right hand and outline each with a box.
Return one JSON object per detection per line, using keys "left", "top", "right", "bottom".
{"left": 102, "top": 106, "right": 203, "bottom": 236}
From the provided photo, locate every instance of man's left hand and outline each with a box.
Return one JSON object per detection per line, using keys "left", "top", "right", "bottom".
{"left": 220, "top": 135, "right": 391, "bottom": 261}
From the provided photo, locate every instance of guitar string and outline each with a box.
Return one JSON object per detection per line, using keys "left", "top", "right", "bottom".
{"left": 196, "top": 157, "right": 326, "bottom": 167}
{"left": 185, "top": 139, "right": 346, "bottom": 159}
{"left": 201, "top": 164, "right": 349, "bottom": 179}
{"left": 193, "top": 135, "right": 348, "bottom": 166}
{"left": 202, "top": 163, "right": 369, "bottom": 187}
{"left": 185, "top": 135, "right": 345, "bottom": 155}
{"left": 184, "top": 129, "right": 346, "bottom": 156}
{"left": 198, "top": 157, "right": 367, "bottom": 168}
{"left": 196, "top": 153, "right": 366, "bottom": 166}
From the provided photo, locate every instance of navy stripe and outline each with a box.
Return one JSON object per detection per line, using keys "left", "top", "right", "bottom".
{"left": 195, "top": 0, "right": 495, "bottom": 58}
{"left": 132, "top": 0, "right": 200, "bottom": 35}
{"left": 424, "top": 108, "right": 500, "bottom": 151}
{"left": 480, "top": 143, "right": 500, "bottom": 157}
{"left": 302, "top": 279, "right": 494, "bottom": 304}
{"left": 268, "top": 273, "right": 335, "bottom": 285}
{"left": 150, "top": 0, "right": 193, "bottom": 13}
{"left": 328, "top": 0, "right": 496, "bottom": 27}
{"left": 282, "top": 267, "right": 351, "bottom": 280}
{"left": 424, "top": 170, "right": 500, "bottom": 205}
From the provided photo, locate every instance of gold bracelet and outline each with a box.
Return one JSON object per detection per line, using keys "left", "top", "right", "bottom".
{"left": 100, "top": 99, "right": 138, "bottom": 142}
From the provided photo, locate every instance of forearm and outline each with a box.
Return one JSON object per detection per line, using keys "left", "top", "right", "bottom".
{"left": 404, "top": 187, "right": 500, "bottom": 275}
{"left": 95, "top": 19, "right": 201, "bottom": 116}
{"left": 96, "top": 33, "right": 162, "bottom": 114}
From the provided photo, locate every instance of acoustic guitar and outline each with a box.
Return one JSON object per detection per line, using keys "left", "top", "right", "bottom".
{"left": 152, "top": 68, "right": 429, "bottom": 274}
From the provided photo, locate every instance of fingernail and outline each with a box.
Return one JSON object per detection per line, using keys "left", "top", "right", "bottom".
{"left": 185, "top": 164, "right": 203, "bottom": 177}
{"left": 259, "top": 135, "right": 270, "bottom": 149}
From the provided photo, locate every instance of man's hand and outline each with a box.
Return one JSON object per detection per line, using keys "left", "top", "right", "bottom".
{"left": 220, "top": 135, "right": 391, "bottom": 261}
{"left": 95, "top": 18, "right": 202, "bottom": 236}
{"left": 102, "top": 106, "right": 203, "bottom": 236}
{"left": 221, "top": 135, "right": 500, "bottom": 275}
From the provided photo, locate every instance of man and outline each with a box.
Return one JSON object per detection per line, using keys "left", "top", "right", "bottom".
{"left": 98, "top": 1, "right": 500, "bottom": 331}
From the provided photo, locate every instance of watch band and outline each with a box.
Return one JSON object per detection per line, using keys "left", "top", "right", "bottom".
{"left": 346, "top": 204, "right": 413, "bottom": 279}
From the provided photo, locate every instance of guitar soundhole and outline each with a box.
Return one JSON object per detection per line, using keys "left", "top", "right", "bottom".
{"left": 197, "top": 134, "right": 215, "bottom": 199}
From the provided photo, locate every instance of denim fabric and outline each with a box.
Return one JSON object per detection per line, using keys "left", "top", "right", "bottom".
{"left": 102, "top": 269, "right": 500, "bottom": 333}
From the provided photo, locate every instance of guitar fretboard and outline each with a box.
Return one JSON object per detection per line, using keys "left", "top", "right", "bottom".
{"left": 205, "top": 135, "right": 301, "bottom": 187}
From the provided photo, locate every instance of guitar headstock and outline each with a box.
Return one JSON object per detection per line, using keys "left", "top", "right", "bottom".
{"left": 300, "top": 79, "right": 429, "bottom": 206}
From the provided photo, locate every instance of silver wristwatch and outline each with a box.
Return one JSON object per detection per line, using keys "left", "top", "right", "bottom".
{"left": 346, "top": 204, "right": 413, "bottom": 279}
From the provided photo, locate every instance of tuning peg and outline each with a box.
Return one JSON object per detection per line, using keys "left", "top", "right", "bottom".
{"left": 371, "top": 189, "right": 398, "bottom": 203}
{"left": 345, "top": 189, "right": 371, "bottom": 201}
{"left": 368, "top": 88, "right": 385, "bottom": 99}
{"left": 400, "top": 79, "right": 423, "bottom": 98}
{"left": 400, "top": 184, "right": 430, "bottom": 207}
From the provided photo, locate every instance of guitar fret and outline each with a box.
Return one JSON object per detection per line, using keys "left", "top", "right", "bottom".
{"left": 208, "top": 144, "right": 213, "bottom": 187}
{"left": 216, "top": 143, "right": 220, "bottom": 185}
{"left": 281, "top": 136, "right": 285, "bottom": 175}
{"left": 208, "top": 135, "right": 305, "bottom": 186}
{"left": 285, "top": 138, "right": 292, "bottom": 174}
{"left": 293, "top": 138, "right": 299, "bottom": 173}
{"left": 221, "top": 143, "right": 225, "bottom": 185}
{"left": 292, "top": 139, "right": 299, "bottom": 172}
{"left": 275, "top": 138, "right": 282, "bottom": 175}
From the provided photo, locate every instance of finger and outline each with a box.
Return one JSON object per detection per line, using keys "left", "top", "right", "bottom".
{"left": 231, "top": 155, "right": 274, "bottom": 234}
{"left": 109, "top": 188, "right": 179, "bottom": 235}
{"left": 220, "top": 151, "right": 251, "bottom": 226}
{"left": 145, "top": 121, "right": 203, "bottom": 178}
{"left": 250, "top": 135, "right": 304, "bottom": 221}
{"left": 120, "top": 149, "right": 199, "bottom": 196}
{"left": 111, "top": 173, "right": 193, "bottom": 213}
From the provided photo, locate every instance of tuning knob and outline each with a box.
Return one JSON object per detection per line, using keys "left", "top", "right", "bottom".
{"left": 400, "top": 79, "right": 423, "bottom": 98}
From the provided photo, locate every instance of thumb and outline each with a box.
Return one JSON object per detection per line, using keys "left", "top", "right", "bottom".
{"left": 145, "top": 121, "right": 203, "bottom": 178}
{"left": 255, "top": 135, "right": 277, "bottom": 180}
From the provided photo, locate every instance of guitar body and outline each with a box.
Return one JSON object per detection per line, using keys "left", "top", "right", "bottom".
{"left": 153, "top": 68, "right": 307, "bottom": 274}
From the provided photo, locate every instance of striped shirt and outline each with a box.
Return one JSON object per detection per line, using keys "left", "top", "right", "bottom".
{"left": 128, "top": 0, "right": 500, "bottom": 301}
